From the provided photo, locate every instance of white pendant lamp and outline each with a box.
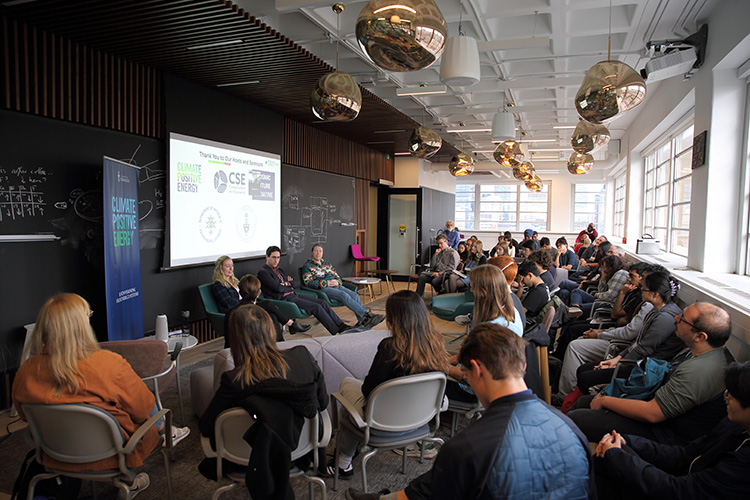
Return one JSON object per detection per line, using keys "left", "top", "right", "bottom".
{"left": 440, "top": 35, "right": 480, "bottom": 86}
{"left": 491, "top": 111, "right": 515, "bottom": 142}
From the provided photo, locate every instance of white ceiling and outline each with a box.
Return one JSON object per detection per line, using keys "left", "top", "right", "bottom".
{"left": 235, "top": 0, "right": 716, "bottom": 173}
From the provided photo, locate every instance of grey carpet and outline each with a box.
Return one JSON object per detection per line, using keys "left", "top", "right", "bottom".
{"left": 1, "top": 356, "right": 461, "bottom": 500}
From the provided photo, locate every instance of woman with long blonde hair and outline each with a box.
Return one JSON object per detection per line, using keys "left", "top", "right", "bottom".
{"left": 211, "top": 255, "right": 241, "bottom": 313}
{"left": 470, "top": 264, "right": 522, "bottom": 335}
{"left": 12, "top": 293, "right": 168, "bottom": 496}
{"left": 331, "top": 290, "right": 449, "bottom": 476}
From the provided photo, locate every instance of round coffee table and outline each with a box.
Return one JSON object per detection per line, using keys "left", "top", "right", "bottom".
{"left": 342, "top": 277, "right": 381, "bottom": 303}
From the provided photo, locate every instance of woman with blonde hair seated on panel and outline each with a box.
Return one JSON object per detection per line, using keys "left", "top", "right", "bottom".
{"left": 12, "top": 293, "right": 188, "bottom": 498}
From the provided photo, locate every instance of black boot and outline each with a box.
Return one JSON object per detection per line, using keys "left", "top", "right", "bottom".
{"left": 290, "top": 320, "right": 311, "bottom": 333}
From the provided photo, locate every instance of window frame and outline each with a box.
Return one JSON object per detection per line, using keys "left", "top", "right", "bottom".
{"left": 571, "top": 182, "right": 607, "bottom": 235}
{"left": 642, "top": 121, "right": 694, "bottom": 257}
{"left": 454, "top": 182, "right": 551, "bottom": 232}
{"left": 613, "top": 170, "right": 627, "bottom": 240}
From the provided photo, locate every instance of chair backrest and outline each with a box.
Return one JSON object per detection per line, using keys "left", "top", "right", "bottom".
{"left": 100, "top": 339, "right": 169, "bottom": 378}
{"left": 24, "top": 403, "right": 126, "bottom": 467}
{"left": 350, "top": 244, "right": 364, "bottom": 260}
{"left": 365, "top": 372, "right": 446, "bottom": 433}
{"left": 213, "top": 408, "right": 320, "bottom": 469}
{"left": 198, "top": 283, "right": 220, "bottom": 314}
{"left": 542, "top": 306, "right": 556, "bottom": 332}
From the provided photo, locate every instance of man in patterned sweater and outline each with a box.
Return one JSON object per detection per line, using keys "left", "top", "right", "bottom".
{"left": 302, "top": 245, "right": 384, "bottom": 328}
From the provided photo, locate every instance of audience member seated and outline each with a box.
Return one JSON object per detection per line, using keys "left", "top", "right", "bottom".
{"left": 488, "top": 236, "right": 510, "bottom": 258}
{"left": 576, "top": 235, "right": 592, "bottom": 258}
{"left": 519, "top": 239, "right": 537, "bottom": 260}
{"left": 527, "top": 249, "right": 555, "bottom": 290}
{"left": 515, "top": 260, "right": 551, "bottom": 325}
{"left": 415, "top": 234, "right": 459, "bottom": 297}
{"left": 224, "top": 275, "right": 310, "bottom": 346}
{"left": 555, "top": 237, "right": 578, "bottom": 270}
{"left": 12, "top": 293, "right": 189, "bottom": 498}
{"left": 504, "top": 231, "right": 519, "bottom": 258}
{"left": 557, "top": 239, "right": 612, "bottom": 303}
{"left": 572, "top": 272, "right": 684, "bottom": 396}
{"left": 199, "top": 304, "right": 328, "bottom": 498}
{"left": 574, "top": 223, "right": 598, "bottom": 254}
{"left": 593, "top": 361, "right": 750, "bottom": 499}
{"left": 345, "top": 324, "right": 595, "bottom": 500}
{"left": 568, "top": 301, "right": 735, "bottom": 445}
{"left": 553, "top": 263, "right": 651, "bottom": 394}
{"left": 302, "top": 244, "right": 384, "bottom": 328}
{"left": 258, "top": 246, "right": 352, "bottom": 335}
{"left": 330, "top": 291, "right": 449, "bottom": 477}
{"left": 487, "top": 256, "right": 526, "bottom": 326}
{"left": 569, "top": 255, "right": 629, "bottom": 318}
{"left": 456, "top": 241, "right": 469, "bottom": 266}
{"left": 444, "top": 240, "right": 486, "bottom": 293}
{"left": 443, "top": 220, "right": 460, "bottom": 250}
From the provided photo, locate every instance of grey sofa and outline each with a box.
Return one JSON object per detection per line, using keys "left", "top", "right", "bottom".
{"left": 190, "top": 329, "right": 390, "bottom": 417}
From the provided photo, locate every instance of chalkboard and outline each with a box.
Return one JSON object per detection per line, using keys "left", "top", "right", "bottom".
{"left": 0, "top": 110, "right": 166, "bottom": 374}
{"left": 281, "top": 164, "right": 356, "bottom": 274}
{"left": 0, "top": 110, "right": 165, "bottom": 247}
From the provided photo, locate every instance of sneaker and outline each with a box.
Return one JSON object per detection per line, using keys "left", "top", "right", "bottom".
{"left": 165, "top": 426, "right": 190, "bottom": 447}
{"left": 119, "top": 472, "right": 150, "bottom": 499}
{"left": 392, "top": 441, "right": 438, "bottom": 459}
{"left": 568, "top": 307, "right": 583, "bottom": 319}
{"left": 362, "top": 313, "right": 385, "bottom": 328}
{"left": 326, "top": 459, "right": 353, "bottom": 479}
{"left": 346, "top": 488, "right": 391, "bottom": 500}
{"left": 455, "top": 314, "right": 472, "bottom": 326}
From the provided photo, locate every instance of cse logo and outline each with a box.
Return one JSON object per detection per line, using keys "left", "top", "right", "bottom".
{"left": 214, "top": 170, "right": 246, "bottom": 193}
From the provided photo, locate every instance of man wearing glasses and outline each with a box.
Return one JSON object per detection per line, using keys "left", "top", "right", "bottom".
{"left": 568, "top": 301, "right": 735, "bottom": 445}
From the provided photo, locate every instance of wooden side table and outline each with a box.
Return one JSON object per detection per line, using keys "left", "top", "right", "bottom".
{"left": 365, "top": 269, "right": 397, "bottom": 294}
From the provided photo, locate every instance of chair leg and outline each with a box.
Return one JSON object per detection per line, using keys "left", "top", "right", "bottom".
{"left": 301, "top": 475, "right": 327, "bottom": 500}
{"left": 211, "top": 483, "right": 236, "bottom": 500}
{"left": 401, "top": 445, "right": 408, "bottom": 472}
{"left": 161, "top": 448, "right": 174, "bottom": 500}
{"left": 28, "top": 473, "right": 59, "bottom": 500}
{"left": 360, "top": 448, "right": 378, "bottom": 493}
{"left": 333, "top": 436, "right": 340, "bottom": 491}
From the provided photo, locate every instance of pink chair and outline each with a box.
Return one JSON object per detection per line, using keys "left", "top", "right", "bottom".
{"left": 350, "top": 244, "right": 380, "bottom": 276}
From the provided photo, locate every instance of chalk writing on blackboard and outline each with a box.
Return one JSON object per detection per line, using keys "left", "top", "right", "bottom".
{"left": 0, "top": 166, "right": 50, "bottom": 222}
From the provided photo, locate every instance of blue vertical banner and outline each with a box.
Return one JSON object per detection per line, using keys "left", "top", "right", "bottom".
{"left": 103, "top": 157, "right": 144, "bottom": 340}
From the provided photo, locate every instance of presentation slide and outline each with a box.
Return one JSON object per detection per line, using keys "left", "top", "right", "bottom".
{"left": 168, "top": 132, "right": 281, "bottom": 267}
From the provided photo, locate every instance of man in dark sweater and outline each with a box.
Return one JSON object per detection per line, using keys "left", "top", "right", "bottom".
{"left": 516, "top": 260, "right": 551, "bottom": 323}
{"left": 345, "top": 323, "right": 595, "bottom": 500}
{"left": 258, "top": 246, "right": 351, "bottom": 335}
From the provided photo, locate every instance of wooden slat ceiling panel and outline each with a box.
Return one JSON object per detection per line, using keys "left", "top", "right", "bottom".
{"left": 2, "top": 0, "right": 459, "bottom": 161}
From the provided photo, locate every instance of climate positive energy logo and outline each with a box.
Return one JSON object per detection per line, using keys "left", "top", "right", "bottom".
{"left": 235, "top": 206, "right": 256, "bottom": 241}
{"left": 214, "top": 171, "right": 228, "bottom": 193}
{"left": 199, "top": 206, "right": 222, "bottom": 243}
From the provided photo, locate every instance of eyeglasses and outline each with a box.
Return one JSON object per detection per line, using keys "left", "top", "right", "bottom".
{"left": 724, "top": 389, "right": 734, "bottom": 403}
{"left": 677, "top": 314, "right": 699, "bottom": 330}
{"left": 88, "top": 310, "right": 94, "bottom": 318}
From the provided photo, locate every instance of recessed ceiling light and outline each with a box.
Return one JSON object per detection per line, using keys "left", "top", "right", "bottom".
{"left": 216, "top": 80, "right": 260, "bottom": 87}
{"left": 529, "top": 148, "right": 573, "bottom": 152}
{"left": 552, "top": 125, "right": 577, "bottom": 129}
{"left": 472, "top": 150, "right": 496, "bottom": 153}
{"left": 396, "top": 85, "right": 448, "bottom": 96}
{"left": 447, "top": 128, "right": 492, "bottom": 133}
{"left": 517, "top": 139, "right": 559, "bottom": 143}
{"left": 533, "top": 157, "right": 562, "bottom": 161}
{"left": 394, "top": 152, "right": 412, "bottom": 156}
{"left": 187, "top": 39, "right": 244, "bottom": 51}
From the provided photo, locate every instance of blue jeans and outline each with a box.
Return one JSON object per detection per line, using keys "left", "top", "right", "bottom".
{"left": 321, "top": 286, "right": 368, "bottom": 322}
{"left": 558, "top": 279, "right": 579, "bottom": 304}
{"left": 570, "top": 288, "right": 595, "bottom": 307}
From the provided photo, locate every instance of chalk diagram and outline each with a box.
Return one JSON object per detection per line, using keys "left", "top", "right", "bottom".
{"left": 282, "top": 186, "right": 351, "bottom": 262}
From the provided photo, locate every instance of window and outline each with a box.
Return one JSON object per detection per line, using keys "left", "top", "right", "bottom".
{"left": 643, "top": 124, "right": 693, "bottom": 256}
{"left": 613, "top": 172, "right": 627, "bottom": 239}
{"left": 572, "top": 183, "right": 606, "bottom": 233}
{"left": 454, "top": 183, "right": 549, "bottom": 232}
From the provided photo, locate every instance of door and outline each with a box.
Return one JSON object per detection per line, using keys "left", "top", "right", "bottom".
{"left": 387, "top": 194, "right": 418, "bottom": 274}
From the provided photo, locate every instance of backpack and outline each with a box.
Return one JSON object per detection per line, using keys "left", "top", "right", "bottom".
{"left": 11, "top": 450, "right": 81, "bottom": 500}
{"left": 601, "top": 358, "right": 670, "bottom": 400}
